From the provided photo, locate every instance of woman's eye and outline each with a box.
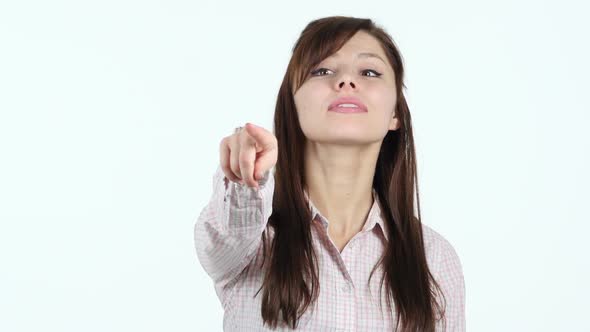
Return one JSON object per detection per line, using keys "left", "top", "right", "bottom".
{"left": 362, "top": 69, "right": 382, "bottom": 77}
{"left": 310, "top": 68, "right": 382, "bottom": 77}
{"left": 310, "top": 68, "right": 332, "bottom": 76}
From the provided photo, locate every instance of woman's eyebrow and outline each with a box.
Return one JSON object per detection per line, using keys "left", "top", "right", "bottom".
{"left": 357, "top": 52, "right": 386, "bottom": 64}
{"left": 329, "top": 51, "right": 386, "bottom": 65}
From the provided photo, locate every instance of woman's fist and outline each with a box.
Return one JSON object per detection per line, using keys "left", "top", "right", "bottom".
{"left": 219, "top": 123, "right": 278, "bottom": 188}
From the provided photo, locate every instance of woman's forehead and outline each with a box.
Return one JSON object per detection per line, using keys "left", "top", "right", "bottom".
{"left": 334, "top": 31, "right": 383, "bottom": 54}
{"left": 321, "top": 33, "right": 387, "bottom": 63}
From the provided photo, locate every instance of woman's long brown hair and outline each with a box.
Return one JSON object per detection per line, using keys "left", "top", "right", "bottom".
{"left": 254, "top": 16, "right": 447, "bottom": 331}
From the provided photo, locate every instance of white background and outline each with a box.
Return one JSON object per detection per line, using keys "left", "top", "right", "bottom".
{"left": 1, "top": 0, "right": 588, "bottom": 331}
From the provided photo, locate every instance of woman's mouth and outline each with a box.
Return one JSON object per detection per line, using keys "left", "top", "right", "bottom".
{"left": 328, "top": 105, "right": 368, "bottom": 113}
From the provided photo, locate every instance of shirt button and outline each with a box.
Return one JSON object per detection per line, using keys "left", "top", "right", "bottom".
{"left": 341, "top": 284, "right": 351, "bottom": 292}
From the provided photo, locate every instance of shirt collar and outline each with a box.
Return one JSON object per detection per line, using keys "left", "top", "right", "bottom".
{"left": 303, "top": 187, "right": 389, "bottom": 242}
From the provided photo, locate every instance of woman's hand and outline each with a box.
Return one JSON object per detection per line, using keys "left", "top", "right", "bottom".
{"left": 219, "top": 123, "right": 278, "bottom": 188}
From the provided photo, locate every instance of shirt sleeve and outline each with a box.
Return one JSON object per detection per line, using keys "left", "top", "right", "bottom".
{"left": 435, "top": 238, "right": 466, "bottom": 332}
{"left": 193, "top": 163, "right": 274, "bottom": 307}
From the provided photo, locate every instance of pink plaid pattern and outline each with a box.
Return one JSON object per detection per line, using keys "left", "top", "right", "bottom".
{"left": 194, "top": 164, "right": 466, "bottom": 331}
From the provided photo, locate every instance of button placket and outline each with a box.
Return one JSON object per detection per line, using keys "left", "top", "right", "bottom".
{"left": 339, "top": 281, "right": 355, "bottom": 330}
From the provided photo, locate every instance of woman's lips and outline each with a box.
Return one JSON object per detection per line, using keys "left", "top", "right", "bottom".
{"left": 328, "top": 96, "right": 368, "bottom": 112}
{"left": 328, "top": 106, "right": 368, "bottom": 113}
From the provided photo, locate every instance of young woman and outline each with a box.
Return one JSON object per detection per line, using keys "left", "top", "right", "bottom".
{"left": 195, "top": 16, "right": 466, "bottom": 332}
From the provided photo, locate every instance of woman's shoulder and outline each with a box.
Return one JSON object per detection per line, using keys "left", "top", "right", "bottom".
{"left": 421, "top": 223, "right": 467, "bottom": 330}
{"left": 420, "top": 223, "right": 464, "bottom": 275}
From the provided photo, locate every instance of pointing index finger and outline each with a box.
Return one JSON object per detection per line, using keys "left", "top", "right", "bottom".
{"left": 244, "top": 123, "right": 275, "bottom": 150}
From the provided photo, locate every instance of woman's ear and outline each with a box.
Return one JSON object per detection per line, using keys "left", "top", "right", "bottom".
{"left": 389, "top": 115, "right": 400, "bottom": 131}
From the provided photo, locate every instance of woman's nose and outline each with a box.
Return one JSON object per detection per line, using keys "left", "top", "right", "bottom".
{"left": 338, "top": 80, "right": 356, "bottom": 89}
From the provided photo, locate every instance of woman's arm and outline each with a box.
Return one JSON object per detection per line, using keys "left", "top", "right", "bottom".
{"left": 193, "top": 163, "right": 274, "bottom": 307}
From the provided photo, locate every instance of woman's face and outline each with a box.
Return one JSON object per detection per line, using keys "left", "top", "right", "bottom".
{"left": 294, "top": 30, "right": 400, "bottom": 145}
